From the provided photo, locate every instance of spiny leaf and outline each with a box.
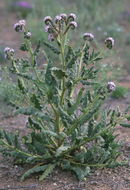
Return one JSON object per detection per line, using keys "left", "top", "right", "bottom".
{"left": 21, "top": 165, "right": 48, "bottom": 181}
{"left": 56, "top": 145, "right": 70, "bottom": 157}
{"left": 30, "top": 94, "right": 42, "bottom": 110}
{"left": 71, "top": 166, "right": 90, "bottom": 180}
{"left": 42, "top": 41, "right": 60, "bottom": 54}
{"left": 17, "top": 79, "right": 27, "bottom": 94}
{"left": 120, "top": 123, "right": 130, "bottom": 128}
{"left": 34, "top": 41, "right": 41, "bottom": 56}
{"left": 58, "top": 106, "right": 74, "bottom": 127}
{"left": 68, "top": 88, "right": 84, "bottom": 115}
{"left": 27, "top": 117, "right": 42, "bottom": 130}
{"left": 15, "top": 107, "right": 37, "bottom": 115}
{"left": 39, "top": 164, "right": 56, "bottom": 181}
{"left": 65, "top": 46, "right": 74, "bottom": 63}
{"left": 51, "top": 67, "right": 67, "bottom": 79}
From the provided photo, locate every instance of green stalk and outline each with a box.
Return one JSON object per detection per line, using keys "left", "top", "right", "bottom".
{"left": 1, "top": 140, "right": 42, "bottom": 159}
{"left": 11, "top": 59, "right": 30, "bottom": 103}
{"left": 26, "top": 40, "right": 41, "bottom": 82}
{"left": 60, "top": 35, "right": 66, "bottom": 106}
{"left": 67, "top": 94, "right": 101, "bottom": 134}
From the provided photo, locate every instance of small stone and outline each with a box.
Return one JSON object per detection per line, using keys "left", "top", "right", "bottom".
{"left": 124, "top": 176, "right": 130, "bottom": 181}
{"left": 90, "top": 181, "right": 98, "bottom": 185}
{"left": 53, "top": 183, "right": 57, "bottom": 186}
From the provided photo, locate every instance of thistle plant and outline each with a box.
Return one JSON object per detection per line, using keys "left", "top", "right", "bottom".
{"left": 0, "top": 14, "right": 129, "bottom": 181}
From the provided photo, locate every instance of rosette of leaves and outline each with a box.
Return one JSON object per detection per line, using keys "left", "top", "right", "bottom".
{"left": 0, "top": 14, "right": 129, "bottom": 181}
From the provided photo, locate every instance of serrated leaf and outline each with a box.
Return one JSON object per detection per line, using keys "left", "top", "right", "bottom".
{"left": 21, "top": 165, "right": 48, "bottom": 181}
{"left": 17, "top": 79, "right": 26, "bottom": 94}
{"left": 30, "top": 94, "right": 42, "bottom": 110}
{"left": 15, "top": 107, "right": 37, "bottom": 115}
{"left": 56, "top": 145, "right": 70, "bottom": 157}
{"left": 58, "top": 106, "right": 73, "bottom": 127}
{"left": 68, "top": 88, "right": 84, "bottom": 115}
{"left": 120, "top": 123, "right": 130, "bottom": 128}
{"left": 43, "top": 41, "right": 60, "bottom": 54}
{"left": 71, "top": 166, "right": 90, "bottom": 180}
{"left": 51, "top": 67, "right": 67, "bottom": 79}
{"left": 39, "top": 164, "right": 56, "bottom": 181}
{"left": 27, "top": 117, "right": 42, "bottom": 130}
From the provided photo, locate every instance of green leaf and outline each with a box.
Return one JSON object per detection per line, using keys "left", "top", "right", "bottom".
{"left": 21, "top": 165, "right": 48, "bottom": 181}
{"left": 30, "top": 94, "right": 42, "bottom": 110}
{"left": 3, "top": 130, "right": 12, "bottom": 145}
{"left": 42, "top": 130, "right": 58, "bottom": 138}
{"left": 68, "top": 88, "right": 84, "bottom": 115}
{"left": 16, "top": 73, "right": 34, "bottom": 80}
{"left": 65, "top": 46, "right": 74, "bottom": 63}
{"left": 56, "top": 145, "right": 70, "bottom": 157}
{"left": 67, "top": 53, "right": 79, "bottom": 68}
{"left": 27, "top": 117, "right": 42, "bottom": 130}
{"left": 17, "top": 79, "right": 27, "bottom": 94}
{"left": 42, "top": 41, "right": 60, "bottom": 55}
{"left": 39, "top": 164, "right": 56, "bottom": 181}
{"left": 20, "top": 43, "right": 28, "bottom": 51}
{"left": 34, "top": 41, "right": 41, "bottom": 56}
{"left": 15, "top": 107, "right": 37, "bottom": 115}
{"left": 51, "top": 67, "right": 67, "bottom": 79}
{"left": 58, "top": 106, "right": 73, "bottom": 127}
{"left": 126, "top": 115, "right": 130, "bottom": 121}
{"left": 120, "top": 123, "right": 130, "bottom": 128}
{"left": 71, "top": 166, "right": 90, "bottom": 180}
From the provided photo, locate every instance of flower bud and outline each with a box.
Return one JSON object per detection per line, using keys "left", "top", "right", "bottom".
{"left": 14, "top": 20, "right": 26, "bottom": 32}
{"left": 45, "top": 25, "right": 52, "bottom": 33}
{"left": 54, "top": 15, "right": 62, "bottom": 23}
{"left": 48, "top": 34, "right": 55, "bottom": 42}
{"left": 14, "top": 23, "right": 22, "bottom": 32}
{"left": 69, "top": 21, "right": 77, "bottom": 30}
{"left": 19, "top": 20, "right": 26, "bottom": 26}
{"left": 60, "top": 13, "right": 67, "bottom": 20}
{"left": 83, "top": 33, "right": 94, "bottom": 41}
{"left": 24, "top": 32, "right": 31, "bottom": 39}
{"left": 107, "top": 82, "right": 116, "bottom": 92}
{"left": 68, "top": 13, "right": 76, "bottom": 21}
{"left": 4, "top": 47, "right": 14, "bottom": 59}
{"left": 105, "top": 37, "right": 114, "bottom": 49}
{"left": 4, "top": 47, "right": 10, "bottom": 53}
{"left": 43, "top": 16, "right": 52, "bottom": 25}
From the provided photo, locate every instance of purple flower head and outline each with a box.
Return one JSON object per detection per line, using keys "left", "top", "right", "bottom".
{"left": 24, "top": 32, "right": 31, "bottom": 39}
{"left": 107, "top": 82, "right": 116, "bottom": 92}
{"left": 54, "top": 15, "right": 62, "bottom": 23}
{"left": 14, "top": 20, "right": 26, "bottom": 32}
{"left": 60, "top": 13, "right": 67, "bottom": 20}
{"left": 48, "top": 34, "right": 55, "bottom": 42}
{"left": 4, "top": 47, "right": 14, "bottom": 60}
{"left": 83, "top": 33, "right": 94, "bottom": 41}
{"left": 15, "top": 1, "right": 33, "bottom": 9}
{"left": 45, "top": 25, "right": 52, "bottom": 33}
{"left": 105, "top": 37, "right": 114, "bottom": 49}
{"left": 68, "top": 13, "right": 76, "bottom": 21}
{"left": 4, "top": 47, "right": 11, "bottom": 53}
{"left": 44, "top": 16, "right": 52, "bottom": 25}
{"left": 69, "top": 21, "right": 78, "bottom": 30}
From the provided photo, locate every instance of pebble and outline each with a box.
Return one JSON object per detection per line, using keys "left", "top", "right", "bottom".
{"left": 53, "top": 183, "right": 57, "bottom": 186}
{"left": 124, "top": 177, "right": 130, "bottom": 181}
{"left": 90, "top": 181, "right": 98, "bottom": 185}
